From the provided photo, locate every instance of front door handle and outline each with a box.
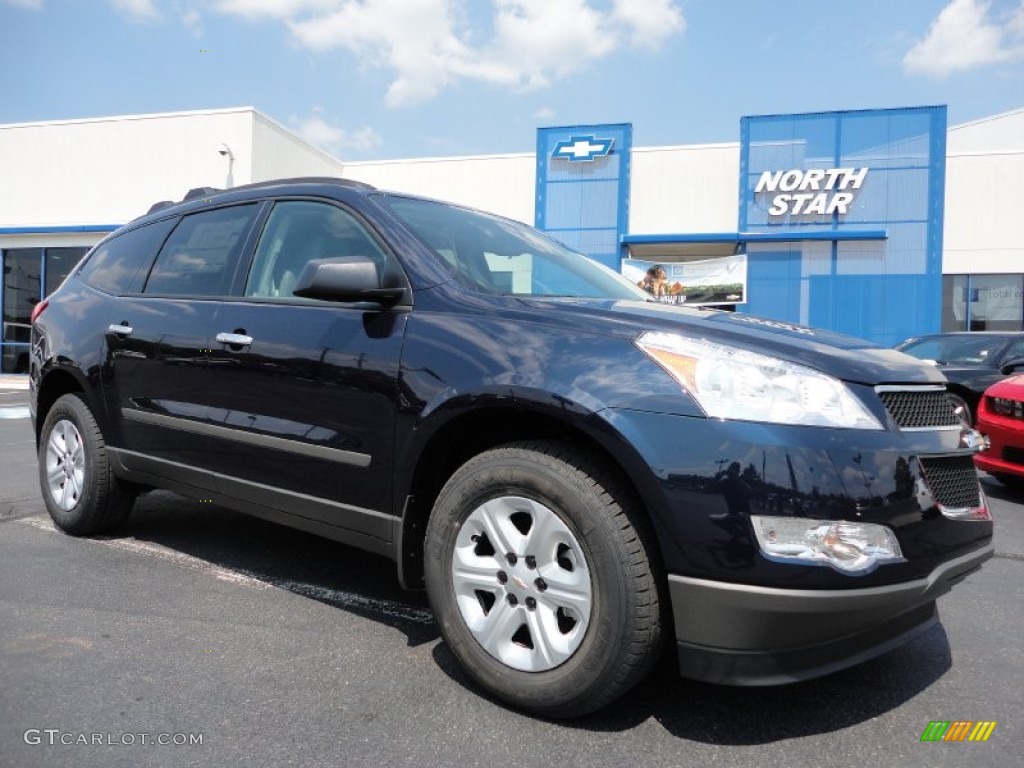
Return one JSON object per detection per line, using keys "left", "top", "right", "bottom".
{"left": 107, "top": 323, "right": 133, "bottom": 336}
{"left": 216, "top": 332, "right": 254, "bottom": 347}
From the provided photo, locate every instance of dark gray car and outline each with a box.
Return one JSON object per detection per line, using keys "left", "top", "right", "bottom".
{"left": 896, "top": 332, "right": 1024, "bottom": 425}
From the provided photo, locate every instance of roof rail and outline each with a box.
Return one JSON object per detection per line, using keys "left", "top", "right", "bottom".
{"left": 146, "top": 200, "right": 176, "bottom": 215}
{"left": 183, "top": 186, "right": 223, "bottom": 202}
{"left": 144, "top": 177, "right": 377, "bottom": 218}
{"left": 234, "top": 176, "right": 376, "bottom": 192}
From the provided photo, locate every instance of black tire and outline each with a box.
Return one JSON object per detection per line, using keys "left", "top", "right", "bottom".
{"left": 38, "top": 393, "right": 136, "bottom": 535}
{"left": 424, "top": 440, "right": 663, "bottom": 718}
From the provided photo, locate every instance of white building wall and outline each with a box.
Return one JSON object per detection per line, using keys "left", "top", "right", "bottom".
{"left": 251, "top": 113, "right": 345, "bottom": 182}
{"left": 0, "top": 232, "right": 100, "bottom": 249}
{"left": 345, "top": 143, "right": 742, "bottom": 235}
{"left": 946, "top": 108, "right": 1024, "bottom": 153}
{"left": 0, "top": 108, "right": 255, "bottom": 230}
{"left": 943, "top": 109, "right": 1024, "bottom": 275}
{"left": 345, "top": 154, "right": 536, "bottom": 224}
{"left": 629, "top": 143, "right": 740, "bottom": 234}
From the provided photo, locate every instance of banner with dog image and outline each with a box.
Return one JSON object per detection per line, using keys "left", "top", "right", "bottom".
{"left": 623, "top": 254, "right": 747, "bottom": 306}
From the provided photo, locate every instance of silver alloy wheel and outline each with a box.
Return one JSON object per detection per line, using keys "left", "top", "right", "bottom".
{"left": 451, "top": 495, "right": 593, "bottom": 672}
{"left": 45, "top": 419, "right": 86, "bottom": 512}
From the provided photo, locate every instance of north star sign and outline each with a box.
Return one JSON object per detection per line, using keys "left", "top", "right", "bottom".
{"left": 755, "top": 167, "right": 869, "bottom": 216}
{"left": 552, "top": 135, "right": 614, "bottom": 162}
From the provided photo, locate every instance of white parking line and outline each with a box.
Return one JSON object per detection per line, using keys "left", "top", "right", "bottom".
{"left": 0, "top": 406, "right": 30, "bottom": 419}
{"left": 17, "top": 516, "right": 434, "bottom": 624}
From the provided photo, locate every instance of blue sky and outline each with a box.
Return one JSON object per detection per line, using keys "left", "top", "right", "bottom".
{"left": 1, "top": 0, "right": 1022, "bottom": 160}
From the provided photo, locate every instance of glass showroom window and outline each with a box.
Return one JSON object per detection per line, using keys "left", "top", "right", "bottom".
{"left": 1, "top": 247, "right": 88, "bottom": 373}
{"left": 942, "top": 274, "right": 1024, "bottom": 332}
{"left": 1, "top": 249, "right": 40, "bottom": 373}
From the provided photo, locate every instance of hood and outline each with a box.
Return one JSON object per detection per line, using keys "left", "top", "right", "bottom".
{"left": 983, "top": 374, "right": 1024, "bottom": 398}
{"left": 515, "top": 297, "right": 945, "bottom": 386}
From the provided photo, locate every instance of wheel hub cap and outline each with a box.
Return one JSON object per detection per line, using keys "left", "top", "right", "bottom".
{"left": 45, "top": 419, "right": 86, "bottom": 511}
{"left": 451, "top": 495, "right": 593, "bottom": 672}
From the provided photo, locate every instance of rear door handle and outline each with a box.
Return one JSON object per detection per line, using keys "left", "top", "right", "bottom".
{"left": 107, "top": 323, "right": 133, "bottom": 336}
{"left": 216, "top": 332, "right": 253, "bottom": 347}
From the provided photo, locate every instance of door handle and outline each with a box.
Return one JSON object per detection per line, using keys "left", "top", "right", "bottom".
{"left": 107, "top": 323, "right": 133, "bottom": 336}
{"left": 216, "top": 332, "right": 254, "bottom": 347}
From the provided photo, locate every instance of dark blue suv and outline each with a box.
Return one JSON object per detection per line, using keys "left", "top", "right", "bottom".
{"left": 30, "top": 178, "right": 993, "bottom": 717}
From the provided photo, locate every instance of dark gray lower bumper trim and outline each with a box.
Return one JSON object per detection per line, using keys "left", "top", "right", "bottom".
{"left": 668, "top": 543, "right": 993, "bottom": 685}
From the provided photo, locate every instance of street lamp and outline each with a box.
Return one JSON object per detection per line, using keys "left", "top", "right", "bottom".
{"left": 218, "top": 143, "right": 235, "bottom": 188}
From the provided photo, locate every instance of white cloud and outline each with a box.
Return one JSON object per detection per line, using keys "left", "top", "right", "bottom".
{"left": 611, "top": 0, "right": 685, "bottom": 49}
{"left": 182, "top": 8, "right": 203, "bottom": 35}
{"left": 294, "top": 114, "right": 383, "bottom": 154}
{"left": 3, "top": 0, "right": 44, "bottom": 8}
{"left": 214, "top": 0, "right": 337, "bottom": 18}
{"left": 216, "top": 0, "right": 687, "bottom": 107}
{"left": 904, "top": 0, "right": 1024, "bottom": 77}
{"left": 534, "top": 106, "right": 556, "bottom": 121}
{"left": 110, "top": 0, "right": 160, "bottom": 20}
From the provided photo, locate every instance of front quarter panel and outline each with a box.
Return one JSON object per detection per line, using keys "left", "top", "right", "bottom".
{"left": 398, "top": 305, "right": 702, "bottom": 423}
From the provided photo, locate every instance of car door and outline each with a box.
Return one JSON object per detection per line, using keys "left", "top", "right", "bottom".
{"left": 200, "top": 198, "right": 410, "bottom": 543}
{"left": 103, "top": 203, "right": 263, "bottom": 474}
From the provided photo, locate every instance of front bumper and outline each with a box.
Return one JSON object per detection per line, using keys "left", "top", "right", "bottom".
{"left": 975, "top": 412, "right": 1024, "bottom": 478}
{"left": 669, "top": 542, "right": 993, "bottom": 685}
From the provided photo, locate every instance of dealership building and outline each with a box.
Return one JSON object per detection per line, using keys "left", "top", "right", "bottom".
{"left": 1, "top": 104, "right": 1021, "bottom": 373}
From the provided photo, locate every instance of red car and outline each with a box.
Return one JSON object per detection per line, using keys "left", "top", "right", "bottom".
{"left": 975, "top": 374, "right": 1024, "bottom": 487}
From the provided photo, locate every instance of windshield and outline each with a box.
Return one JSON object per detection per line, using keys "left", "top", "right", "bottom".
{"left": 376, "top": 194, "right": 650, "bottom": 301}
{"left": 898, "top": 335, "right": 1013, "bottom": 366}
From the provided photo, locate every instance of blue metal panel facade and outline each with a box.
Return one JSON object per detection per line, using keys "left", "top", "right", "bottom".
{"left": 535, "top": 124, "right": 632, "bottom": 270}
{"left": 739, "top": 106, "right": 947, "bottom": 346}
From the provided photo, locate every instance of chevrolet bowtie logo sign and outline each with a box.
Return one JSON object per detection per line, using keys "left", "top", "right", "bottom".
{"left": 552, "top": 135, "right": 614, "bottom": 162}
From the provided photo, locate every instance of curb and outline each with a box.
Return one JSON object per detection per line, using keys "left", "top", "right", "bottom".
{"left": 0, "top": 376, "right": 30, "bottom": 391}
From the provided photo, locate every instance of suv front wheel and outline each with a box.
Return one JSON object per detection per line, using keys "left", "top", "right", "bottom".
{"left": 38, "top": 393, "right": 136, "bottom": 535}
{"left": 424, "top": 441, "right": 663, "bottom": 718}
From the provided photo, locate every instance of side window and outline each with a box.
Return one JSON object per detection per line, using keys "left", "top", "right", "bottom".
{"left": 245, "top": 201, "right": 392, "bottom": 299}
{"left": 1003, "top": 339, "right": 1024, "bottom": 361}
{"left": 78, "top": 217, "right": 178, "bottom": 294}
{"left": 144, "top": 205, "right": 258, "bottom": 296}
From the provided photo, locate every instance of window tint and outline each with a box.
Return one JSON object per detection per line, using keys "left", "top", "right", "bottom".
{"left": 79, "top": 218, "right": 178, "bottom": 294}
{"left": 145, "top": 205, "right": 257, "bottom": 296}
{"left": 245, "top": 201, "right": 391, "bottom": 299}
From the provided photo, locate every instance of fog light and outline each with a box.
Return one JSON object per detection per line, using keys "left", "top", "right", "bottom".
{"left": 751, "top": 516, "right": 904, "bottom": 575}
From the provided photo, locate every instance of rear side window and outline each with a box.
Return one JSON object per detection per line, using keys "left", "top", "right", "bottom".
{"left": 78, "top": 217, "right": 178, "bottom": 294}
{"left": 144, "top": 204, "right": 258, "bottom": 296}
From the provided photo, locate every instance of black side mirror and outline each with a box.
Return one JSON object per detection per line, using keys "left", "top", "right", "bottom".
{"left": 292, "top": 257, "right": 405, "bottom": 305}
{"left": 1000, "top": 357, "right": 1024, "bottom": 375}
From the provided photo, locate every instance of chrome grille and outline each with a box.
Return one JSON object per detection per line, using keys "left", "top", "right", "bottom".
{"left": 919, "top": 456, "right": 981, "bottom": 509}
{"left": 877, "top": 388, "right": 960, "bottom": 429}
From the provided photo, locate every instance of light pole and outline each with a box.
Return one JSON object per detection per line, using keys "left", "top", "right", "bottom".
{"left": 217, "top": 143, "right": 235, "bottom": 189}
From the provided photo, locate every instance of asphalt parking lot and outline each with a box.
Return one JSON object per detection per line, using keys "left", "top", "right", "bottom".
{"left": 1, "top": 384, "right": 1021, "bottom": 768}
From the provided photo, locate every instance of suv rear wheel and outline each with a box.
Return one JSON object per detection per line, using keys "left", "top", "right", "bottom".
{"left": 39, "top": 393, "right": 136, "bottom": 535}
{"left": 424, "top": 441, "right": 663, "bottom": 718}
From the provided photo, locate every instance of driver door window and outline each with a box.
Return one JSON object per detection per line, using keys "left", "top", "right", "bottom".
{"left": 245, "top": 201, "right": 389, "bottom": 299}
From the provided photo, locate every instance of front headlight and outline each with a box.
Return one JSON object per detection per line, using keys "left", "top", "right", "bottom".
{"left": 635, "top": 331, "right": 882, "bottom": 429}
{"left": 751, "top": 516, "right": 904, "bottom": 574}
